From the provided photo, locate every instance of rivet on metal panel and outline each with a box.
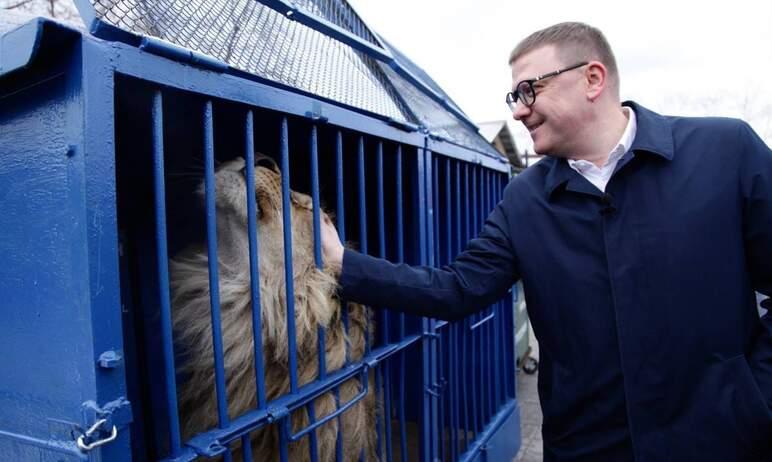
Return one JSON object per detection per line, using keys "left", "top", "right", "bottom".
{"left": 97, "top": 350, "right": 123, "bottom": 369}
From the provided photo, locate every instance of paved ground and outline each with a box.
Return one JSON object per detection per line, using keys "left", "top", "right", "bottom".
{"left": 513, "top": 330, "right": 543, "bottom": 462}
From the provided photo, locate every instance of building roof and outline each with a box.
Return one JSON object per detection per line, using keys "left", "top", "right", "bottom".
{"left": 477, "top": 120, "right": 523, "bottom": 168}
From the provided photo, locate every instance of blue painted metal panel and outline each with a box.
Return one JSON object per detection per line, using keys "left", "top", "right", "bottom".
{"left": 0, "top": 18, "right": 43, "bottom": 76}
{"left": 81, "top": 38, "right": 134, "bottom": 461}
{"left": 0, "top": 22, "right": 128, "bottom": 462}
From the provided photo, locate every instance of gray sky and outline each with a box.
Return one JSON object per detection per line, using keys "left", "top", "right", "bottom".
{"left": 349, "top": 0, "right": 772, "bottom": 151}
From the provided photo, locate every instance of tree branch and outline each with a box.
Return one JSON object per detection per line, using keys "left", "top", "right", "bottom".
{"left": 3, "top": 0, "right": 35, "bottom": 9}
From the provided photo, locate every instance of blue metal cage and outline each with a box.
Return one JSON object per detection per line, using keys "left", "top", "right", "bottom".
{"left": 0, "top": 3, "right": 521, "bottom": 461}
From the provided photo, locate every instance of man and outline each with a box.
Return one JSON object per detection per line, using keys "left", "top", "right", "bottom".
{"left": 321, "top": 22, "right": 772, "bottom": 461}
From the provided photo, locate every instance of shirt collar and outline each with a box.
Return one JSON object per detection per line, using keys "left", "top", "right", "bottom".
{"left": 567, "top": 106, "right": 637, "bottom": 172}
{"left": 544, "top": 101, "right": 674, "bottom": 198}
{"left": 623, "top": 100, "right": 674, "bottom": 161}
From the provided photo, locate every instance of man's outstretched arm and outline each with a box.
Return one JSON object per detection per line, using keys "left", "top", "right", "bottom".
{"left": 321, "top": 198, "right": 519, "bottom": 322}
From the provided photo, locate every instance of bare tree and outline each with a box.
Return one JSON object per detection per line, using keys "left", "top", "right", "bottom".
{"left": 1, "top": 0, "right": 83, "bottom": 25}
{"left": 654, "top": 87, "right": 772, "bottom": 147}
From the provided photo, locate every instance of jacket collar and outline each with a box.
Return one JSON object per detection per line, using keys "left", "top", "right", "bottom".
{"left": 544, "top": 101, "right": 675, "bottom": 198}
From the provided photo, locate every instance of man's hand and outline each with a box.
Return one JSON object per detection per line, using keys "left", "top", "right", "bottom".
{"left": 321, "top": 214, "right": 345, "bottom": 271}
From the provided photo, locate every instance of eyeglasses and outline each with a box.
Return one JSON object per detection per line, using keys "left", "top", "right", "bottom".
{"left": 506, "top": 62, "right": 589, "bottom": 111}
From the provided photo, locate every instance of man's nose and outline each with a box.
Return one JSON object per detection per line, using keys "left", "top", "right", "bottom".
{"left": 512, "top": 100, "right": 531, "bottom": 121}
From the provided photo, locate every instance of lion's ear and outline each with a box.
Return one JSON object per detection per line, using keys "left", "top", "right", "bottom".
{"left": 254, "top": 152, "right": 279, "bottom": 174}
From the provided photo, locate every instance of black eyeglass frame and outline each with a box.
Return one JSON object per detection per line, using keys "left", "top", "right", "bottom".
{"left": 506, "top": 61, "right": 589, "bottom": 110}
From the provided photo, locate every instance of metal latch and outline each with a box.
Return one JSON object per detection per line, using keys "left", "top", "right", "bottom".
{"left": 76, "top": 397, "right": 132, "bottom": 452}
{"left": 76, "top": 418, "right": 118, "bottom": 451}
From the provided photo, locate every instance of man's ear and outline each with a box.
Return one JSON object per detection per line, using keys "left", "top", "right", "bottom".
{"left": 585, "top": 61, "right": 608, "bottom": 102}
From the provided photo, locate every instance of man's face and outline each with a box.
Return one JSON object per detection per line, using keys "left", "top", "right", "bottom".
{"left": 510, "top": 45, "right": 588, "bottom": 156}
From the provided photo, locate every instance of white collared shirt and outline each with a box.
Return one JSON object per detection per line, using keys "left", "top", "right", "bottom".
{"left": 567, "top": 107, "right": 637, "bottom": 192}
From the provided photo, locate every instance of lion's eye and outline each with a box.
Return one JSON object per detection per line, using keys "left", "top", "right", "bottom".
{"left": 254, "top": 193, "right": 265, "bottom": 220}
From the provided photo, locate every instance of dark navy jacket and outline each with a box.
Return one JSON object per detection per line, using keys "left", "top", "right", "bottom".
{"left": 341, "top": 102, "right": 772, "bottom": 461}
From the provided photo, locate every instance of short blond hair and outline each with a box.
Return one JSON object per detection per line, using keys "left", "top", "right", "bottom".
{"left": 509, "top": 22, "right": 619, "bottom": 94}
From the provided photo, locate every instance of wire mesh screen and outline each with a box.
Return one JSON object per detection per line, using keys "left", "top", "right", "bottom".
{"left": 91, "top": 0, "right": 412, "bottom": 123}
{"left": 380, "top": 63, "right": 501, "bottom": 156}
{"left": 87, "top": 0, "right": 501, "bottom": 156}
{"left": 292, "top": 0, "right": 381, "bottom": 47}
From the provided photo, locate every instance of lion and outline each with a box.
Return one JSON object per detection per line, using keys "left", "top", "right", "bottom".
{"left": 169, "top": 155, "right": 378, "bottom": 461}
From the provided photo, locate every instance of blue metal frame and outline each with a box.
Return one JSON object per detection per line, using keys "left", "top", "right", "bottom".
{"left": 0, "top": 18, "right": 519, "bottom": 462}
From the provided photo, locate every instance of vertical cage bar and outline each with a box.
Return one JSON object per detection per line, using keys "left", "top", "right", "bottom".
{"left": 424, "top": 147, "right": 440, "bottom": 462}
{"left": 356, "top": 135, "right": 370, "bottom": 462}
{"left": 501, "top": 178, "right": 509, "bottom": 406}
{"left": 279, "top": 424, "right": 289, "bottom": 462}
{"left": 280, "top": 116, "right": 299, "bottom": 393}
{"left": 241, "top": 435, "right": 253, "bottom": 461}
{"left": 481, "top": 167, "right": 492, "bottom": 425}
{"left": 454, "top": 161, "right": 467, "bottom": 452}
{"left": 461, "top": 162, "right": 471, "bottom": 446}
{"left": 336, "top": 131, "right": 350, "bottom": 359}
{"left": 494, "top": 300, "right": 502, "bottom": 407}
{"left": 467, "top": 165, "right": 483, "bottom": 436}
{"left": 307, "top": 403, "right": 320, "bottom": 462}
{"left": 311, "top": 125, "right": 327, "bottom": 378}
{"left": 479, "top": 180, "right": 488, "bottom": 430}
{"left": 151, "top": 90, "right": 182, "bottom": 457}
{"left": 376, "top": 141, "right": 395, "bottom": 462}
{"left": 445, "top": 158, "right": 458, "bottom": 461}
{"left": 203, "top": 101, "right": 232, "bottom": 441}
{"left": 476, "top": 166, "right": 488, "bottom": 427}
{"left": 308, "top": 125, "right": 322, "bottom": 462}
{"left": 396, "top": 145, "right": 408, "bottom": 462}
{"left": 505, "top": 173, "right": 516, "bottom": 399}
{"left": 244, "top": 110, "right": 267, "bottom": 410}
{"left": 432, "top": 154, "right": 446, "bottom": 462}
{"left": 357, "top": 136, "right": 370, "bottom": 358}
{"left": 481, "top": 168, "right": 490, "bottom": 427}
{"left": 334, "top": 130, "right": 346, "bottom": 462}
{"left": 376, "top": 141, "right": 387, "bottom": 332}
{"left": 490, "top": 171, "right": 502, "bottom": 410}
{"left": 509, "top": 290, "right": 517, "bottom": 398}
{"left": 357, "top": 135, "right": 368, "bottom": 255}
{"left": 416, "top": 145, "right": 432, "bottom": 462}
{"left": 486, "top": 170, "right": 495, "bottom": 420}
{"left": 374, "top": 141, "right": 384, "bottom": 461}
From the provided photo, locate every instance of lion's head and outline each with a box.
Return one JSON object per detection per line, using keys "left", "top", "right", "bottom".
{"left": 171, "top": 155, "right": 341, "bottom": 366}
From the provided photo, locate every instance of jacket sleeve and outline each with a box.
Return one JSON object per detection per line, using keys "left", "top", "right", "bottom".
{"left": 339, "top": 193, "right": 519, "bottom": 322}
{"left": 739, "top": 121, "right": 772, "bottom": 410}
